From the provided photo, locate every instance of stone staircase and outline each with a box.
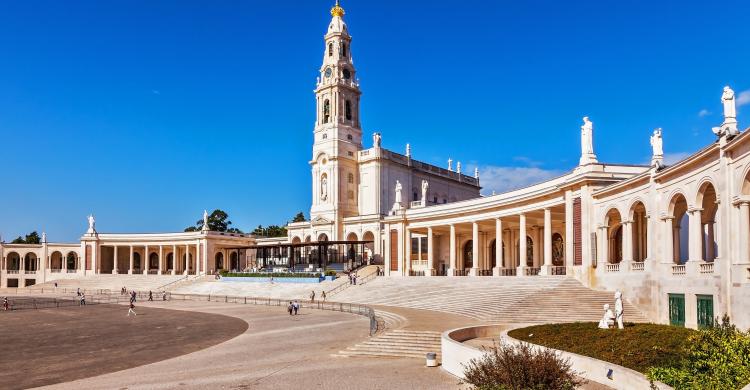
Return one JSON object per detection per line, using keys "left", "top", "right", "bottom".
{"left": 334, "top": 276, "right": 650, "bottom": 324}
{"left": 336, "top": 329, "right": 441, "bottom": 359}
{"left": 28, "top": 274, "right": 189, "bottom": 293}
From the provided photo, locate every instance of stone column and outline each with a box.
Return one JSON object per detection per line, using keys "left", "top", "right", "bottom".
{"left": 565, "top": 191, "right": 574, "bottom": 269}
{"left": 113, "top": 246, "right": 119, "bottom": 274}
{"left": 470, "top": 222, "right": 480, "bottom": 276}
{"left": 517, "top": 214, "right": 527, "bottom": 276}
{"left": 448, "top": 224, "right": 457, "bottom": 276}
{"left": 158, "top": 245, "right": 163, "bottom": 275}
{"left": 144, "top": 245, "right": 150, "bottom": 274}
{"left": 705, "top": 222, "right": 715, "bottom": 261}
{"left": 172, "top": 244, "right": 177, "bottom": 275}
{"left": 503, "top": 230, "right": 512, "bottom": 269}
{"left": 384, "top": 224, "right": 392, "bottom": 276}
{"left": 688, "top": 208, "right": 703, "bottom": 262}
{"left": 404, "top": 228, "right": 412, "bottom": 276}
{"left": 739, "top": 202, "right": 750, "bottom": 263}
{"left": 184, "top": 244, "right": 190, "bottom": 275}
{"left": 128, "top": 245, "right": 134, "bottom": 274}
{"left": 493, "top": 218, "right": 503, "bottom": 276}
{"left": 541, "top": 208, "right": 553, "bottom": 275}
{"left": 426, "top": 227, "right": 435, "bottom": 276}
{"left": 622, "top": 221, "right": 633, "bottom": 270}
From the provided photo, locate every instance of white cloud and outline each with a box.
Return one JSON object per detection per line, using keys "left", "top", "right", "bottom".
{"left": 698, "top": 109, "right": 711, "bottom": 117}
{"left": 663, "top": 152, "right": 691, "bottom": 165}
{"left": 737, "top": 90, "right": 750, "bottom": 107}
{"left": 477, "top": 165, "right": 564, "bottom": 195}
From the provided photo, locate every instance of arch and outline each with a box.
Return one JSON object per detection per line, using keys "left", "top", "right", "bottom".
{"left": 323, "top": 99, "right": 331, "bottom": 123}
{"left": 167, "top": 253, "right": 174, "bottom": 271}
{"left": 551, "top": 233, "right": 564, "bottom": 266}
{"left": 318, "top": 233, "right": 329, "bottom": 242}
{"left": 304, "top": 235, "right": 312, "bottom": 243}
{"left": 50, "top": 251, "right": 63, "bottom": 270}
{"left": 230, "top": 251, "right": 238, "bottom": 271}
{"left": 133, "top": 252, "right": 141, "bottom": 271}
{"left": 604, "top": 208, "right": 623, "bottom": 264}
{"left": 291, "top": 236, "right": 302, "bottom": 244}
{"left": 66, "top": 251, "right": 77, "bottom": 270}
{"left": 669, "top": 193, "right": 690, "bottom": 264}
{"left": 362, "top": 231, "right": 375, "bottom": 263}
{"left": 24, "top": 252, "right": 38, "bottom": 271}
{"left": 740, "top": 165, "right": 750, "bottom": 195}
{"left": 630, "top": 201, "right": 648, "bottom": 262}
{"left": 149, "top": 252, "right": 159, "bottom": 269}
{"left": 698, "top": 182, "right": 719, "bottom": 262}
{"left": 462, "top": 240, "right": 473, "bottom": 269}
{"left": 346, "top": 232, "right": 358, "bottom": 241}
{"left": 6, "top": 251, "right": 20, "bottom": 271}
{"left": 345, "top": 100, "right": 352, "bottom": 120}
{"left": 215, "top": 252, "right": 224, "bottom": 271}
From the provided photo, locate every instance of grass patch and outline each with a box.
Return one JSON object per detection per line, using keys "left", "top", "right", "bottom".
{"left": 507, "top": 322, "right": 695, "bottom": 374}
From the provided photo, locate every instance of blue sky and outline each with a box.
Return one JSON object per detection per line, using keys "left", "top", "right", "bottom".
{"left": 1, "top": 0, "right": 749, "bottom": 241}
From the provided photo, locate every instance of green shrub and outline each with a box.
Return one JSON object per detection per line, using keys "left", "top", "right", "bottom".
{"left": 324, "top": 270, "right": 337, "bottom": 276}
{"left": 462, "top": 341, "right": 585, "bottom": 390}
{"left": 646, "top": 315, "right": 750, "bottom": 390}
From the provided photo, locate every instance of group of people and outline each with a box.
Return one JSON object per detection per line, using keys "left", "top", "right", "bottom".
{"left": 348, "top": 272, "right": 358, "bottom": 285}
{"left": 598, "top": 290, "right": 625, "bottom": 329}
{"left": 309, "top": 290, "right": 327, "bottom": 303}
{"left": 287, "top": 300, "right": 301, "bottom": 315}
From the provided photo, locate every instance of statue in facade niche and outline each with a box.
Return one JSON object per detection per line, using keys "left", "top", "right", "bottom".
{"left": 394, "top": 180, "right": 402, "bottom": 205}
{"left": 321, "top": 176, "right": 328, "bottom": 201}
{"left": 614, "top": 290, "right": 625, "bottom": 329}
{"left": 421, "top": 180, "right": 429, "bottom": 201}
{"left": 373, "top": 132, "right": 382, "bottom": 148}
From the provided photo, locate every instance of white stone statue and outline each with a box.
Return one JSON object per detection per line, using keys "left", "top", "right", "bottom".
{"left": 202, "top": 210, "right": 209, "bottom": 231}
{"left": 614, "top": 290, "right": 624, "bottom": 329}
{"left": 406, "top": 143, "right": 411, "bottom": 157}
{"left": 87, "top": 214, "right": 96, "bottom": 233}
{"left": 579, "top": 116, "right": 598, "bottom": 165}
{"left": 474, "top": 167, "right": 479, "bottom": 179}
{"left": 457, "top": 161, "right": 462, "bottom": 174}
{"left": 650, "top": 128, "right": 664, "bottom": 168}
{"left": 598, "top": 303, "right": 615, "bottom": 329}
{"left": 421, "top": 180, "right": 429, "bottom": 202}
{"left": 373, "top": 132, "right": 382, "bottom": 148}
{"left": 321, "top": 176, "right": 328, "bottom": 201}
{"left": 42, "top": 232, "right": 47, "bottom": 243}
{"left": 722, "top": 86, "right": 736, "bottom": 120}
{"left": 447, "top": 158, "right": 453, "bottom": 171}
{"left": 394, "top": 180, "right": 402, "bottom": 204}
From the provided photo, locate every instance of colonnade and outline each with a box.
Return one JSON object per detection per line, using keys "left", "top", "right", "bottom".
{"left": 106, "top": 243, "right": 200, "bottom": 275}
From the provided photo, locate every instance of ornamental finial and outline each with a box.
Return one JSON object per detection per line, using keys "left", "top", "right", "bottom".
{"left": 330, "top": 0, "right": 345, "bottom": 17}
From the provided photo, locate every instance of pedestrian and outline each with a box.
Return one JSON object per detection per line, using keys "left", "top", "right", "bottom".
{"left": 348, "top": 273, "right": 352, "bottom": 285}
{"left": 353, "top": 273, "right": 357, "bottom": 285}
{"left": 54, "top": 282, "right": 58, "bottom": 290}
{"left": 321, "top": 290, "right": 327, "bottom": 302}
{"left": 3, "top": 297, "right": 8, "bottom": 311}
{"left": 287, "top": 301, "right": 293, "bottom": 315}
{"left": 76, "top": 288, "right": 81, "bottom": 296}
{"left": 377, "top": 266, "right": 381, "bottom": 276}
{"left": 80, "top": 293, "right": 86, "bottom": 306}
{"left": 162, "top": 291, "right": 167, "bottom": 301}
{"left": 127, "top": 302, "right": 136, "bottom": 316}
{"left": 310, "top": 290, "right": 315, "bottom": 303}
{"left": 148, "top": 291, "right": 153, "bottom": 301}
{"left": 293, "top": 300, "right": 299, "bottom": 315}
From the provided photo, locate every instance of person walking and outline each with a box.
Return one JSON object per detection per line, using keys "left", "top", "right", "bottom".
{"left": 54, "top": 282, "right": 58, "bottom": 290}
{"left": 293, "top": 300, "right": 299, "bottom": 315}
{"left": 162, "top": 291, "right": 167, "bottom": 301}
{"left": 76, "top": 288, "right": 81, "bottom": 297}
{"left": 287, "top": 301, "right": 294, "bottom": 316}
{"left": 148, "top": 291, "right": 153, "bottom": 301}
{"left": 310, "top": 290, "right": 315, "bottom": 303}
{"left": 3, "top": 297, "right": 8, "bottom": 311}
{"left": 321, "top": 290, "right": 327, "bottom": 302}
{"left": 127, "top": 302, "right": 136, "bottom": 316}
{"left": 80, "top": 293, "right": 86, "bottom": 306}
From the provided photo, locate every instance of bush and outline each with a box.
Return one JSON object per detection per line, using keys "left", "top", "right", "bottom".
{"left": 646, "top": 315, "right": 750, "bottom": 390}
{"left": 324, "top": 270, "right": 337, "bottom": 276}
{"left": 462, "top": 341, "right": 585, "bottom": 390}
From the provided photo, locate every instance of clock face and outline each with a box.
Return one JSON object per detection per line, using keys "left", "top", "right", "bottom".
{"left": 324, "top": 68, "right": 332, "bottom": 78}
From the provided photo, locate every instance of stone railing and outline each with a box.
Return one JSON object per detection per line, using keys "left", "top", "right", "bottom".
{"left": 500, "top": 268, "right": 516, "bottom": 276}
{"left": 525, "top": 267, "right": 541, "bottom": 276}
{"left": 551, "top": 266, "right": 567, "bottom": 275}
{"left": 25, "top": 270, "right": 37, "bottom": 274}
{"left": 606, "top": 263, "right": 620, "bottom": 273}
{"left": 672, "top": 264, "right": 686, "bottom": 275}
{"left": 699, "top": 262, "right": 714, "bottom": 274}
{"left": 409, "top": 200, "right": 423, "bottom": 209}
{"left": 67, "top": 269, "right": 77, "bottom": 273}
{"left": 50, "top": 269, "right": 62, "bottom": 273}
{"left": 631, "top": 262, "right": 645, "bottom": 271}
{"left": 7, "top": 270, "right": 19, "bottom": 274}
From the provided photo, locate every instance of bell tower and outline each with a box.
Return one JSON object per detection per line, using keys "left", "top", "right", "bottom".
{"left": 310, "top": 1, "right": 362, "bottom": 233}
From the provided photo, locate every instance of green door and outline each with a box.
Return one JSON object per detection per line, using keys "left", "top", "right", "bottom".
{"left": 669, "top": 294, "right": 685, "bottom": 327}
{"left": 697, "top": 295, "right": 714, "bottom": 329}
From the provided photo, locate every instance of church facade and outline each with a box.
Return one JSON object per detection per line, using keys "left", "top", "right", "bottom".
{"left": 1, "top": 2, "right": 750, "bottom": 330}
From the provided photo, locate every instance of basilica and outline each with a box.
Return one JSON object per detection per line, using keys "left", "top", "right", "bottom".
{"left": 2, "top": 2, "right": 750, "bottom": 330}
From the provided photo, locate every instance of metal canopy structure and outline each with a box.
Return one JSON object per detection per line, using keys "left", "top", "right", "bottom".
{"left": 229, "top": 240, "right": 375, "bottom": 272}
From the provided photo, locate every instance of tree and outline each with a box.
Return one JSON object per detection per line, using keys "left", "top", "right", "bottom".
{"left": 11, "top": 231, "right": 41, "bottom": 244}
{"left": 251, "top": 224, "right": 288, "bottom": 238}
{"left": 184, "top": 209, "right": 244, "bottom": 234}
{"left": 292, "top": 212, "right": 307, "bottom": 223}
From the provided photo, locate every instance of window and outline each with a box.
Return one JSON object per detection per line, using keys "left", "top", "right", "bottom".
{"left": 341, "top": 42, "right": 347, "bottom": 57}
{"left": 322, "top": 133, "right": 328, "bottom": 139}
{"left": 328, "top": 42, "right": 333, "bottom": 57}
{"left": 669, "top": 293, "right": 685, "bottom": 327}
{"left": 323, "top": 99, "right": 330, "bottom": 123}
{"left": 347, "top": 151, "right": 353, "bottom": 157}
{"left": 697, "top": 295, "right": 714, "bottom": 329}
{"left": 348, "top": 173, "right": 354, "bottom": 183}
{"left": 342, "top": 68, "right": 351, "bottom": 80}
{"left": 345, "top": 100, "right": 352, "bottom": 120}
{"left": 347, "top": 134, "right": 353, "bottom": 140}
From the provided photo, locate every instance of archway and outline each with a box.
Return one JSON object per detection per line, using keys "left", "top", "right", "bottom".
{"left": 515, "top": 237, "right": 533, "bottom": 267}
{"left": 318, "top": 233, "right": 329, "bottom": 242}
{"left": 230, "top": 251, "right": 238, "bottom": 271}
{"left": 215, "top": 252, "right": 224, "bottom": 271}
{"left": 462, "top": 240, "right": 473, "bottom": 269}
{"left": 670, "top": 193, "right": 689, "bottom": 264}
{"left": 630, "top": 202, "right": 648, "bottom": 262}
{"left": 605, "top": 208, "right": 623, "bottom": 264}
{"left": 24, "top": 253, "right": 38, "bottom": 271}
{"left": 149, "top": 252, "right": 159, "bottom": 270}
{"left": 182, "top": 253, "right": 193, "bottom": 272}
{"left": 6, "top": 252, "right": 20, "bottom": 271}
{"left": 551, "top": 233, "right": 564, "bottom": 266}
{"left": 167, "top": 253, "right": 174, "bottom": 271}
{"left": 362, "top": 231, "right": 375, "bottom": 263}
{"left": 698, "top": 183, "right": 719, "bottom": 262}
{"left": 133, "top": 253, "right": 141, "bottom": 271}
{"left": 50, "top": 251, "right": 63, "bottom": 270}
{"left": 66, "top": 252, "right": 77, "bottom": 270}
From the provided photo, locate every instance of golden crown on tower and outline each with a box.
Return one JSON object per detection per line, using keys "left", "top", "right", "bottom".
{"left": 330, "top": 0, "right": 345, "bottom": 17}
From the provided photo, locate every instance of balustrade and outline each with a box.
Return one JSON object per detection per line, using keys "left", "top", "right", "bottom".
{"left": 606, "top": 263, "right": 620, "bottom": 273}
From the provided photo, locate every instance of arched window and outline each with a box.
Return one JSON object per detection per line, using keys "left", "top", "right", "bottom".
{"left": 341, "top": 42, "right": 347, "bottom": 57}
{"left": 342, "top": 68, "right": 351, "bottom": 80}
{"left": 323, "top": 99, "right": 330, "bottom": 123}
{"left": 463, "top": 241, "right": 473, "bottom": 269}
{"left": 328, "top": 42, "right": 333, "bottom": 57}
{"left": 345, "top": 100, "right": 352, "bottom": 120}
{"left": 348, "top": 173, "right": 354, "bottom": 183}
